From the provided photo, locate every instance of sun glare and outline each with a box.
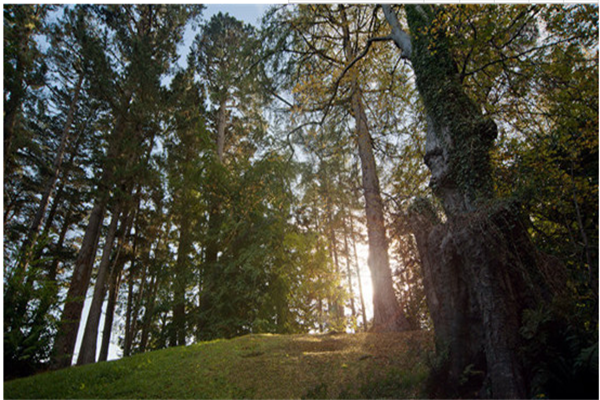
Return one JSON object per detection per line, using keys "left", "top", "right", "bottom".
{"left": 354, "top": 242, "right": 374, "bottom": 322}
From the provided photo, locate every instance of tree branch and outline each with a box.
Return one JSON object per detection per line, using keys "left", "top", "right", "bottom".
{"left": 381, "top": 5, "right": 412, "bottom": 59}
{"left": 319, "top": 34, "right": 394, "bottom": 126}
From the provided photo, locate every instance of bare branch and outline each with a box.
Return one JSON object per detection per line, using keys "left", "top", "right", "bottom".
{"left": 319, "top": 34, "right": 394, "bottom": 126}
{"left": 381, "top": 5, "right": 412, "bottom": 59}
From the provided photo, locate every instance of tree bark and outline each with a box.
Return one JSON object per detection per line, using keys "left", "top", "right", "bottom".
{"left": 51, "top": 196, "right": 107, "bottom": 369}
{"left": 173, "top": 215, "right": 192, "bottom": 346}
{"left": 98, "top": 255, "right": 125, "bottom": 363}
{"left": 77, "top": 205, "right": 122, "bottom": 365}
{"left": 382, "top": 5, "right": 566, "bottom": 397}
{"left": 351, "top": 88, "right": 409, "bottom": 332}
{"left": 339, "top": 4, "right": 409, "bottom": 332}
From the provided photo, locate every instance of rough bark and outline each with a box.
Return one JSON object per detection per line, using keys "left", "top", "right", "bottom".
{"left": 382, "top": 5, "right": 566, "bottom": 398}
{"left": 77, "top": 205, "right": 122, "bottom": 366}
{"left": 401, "top": 6, "right": 524, "bottom": 397}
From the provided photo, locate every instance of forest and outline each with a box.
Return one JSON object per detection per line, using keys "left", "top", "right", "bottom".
{"left": 3, "top": 4, "right": 598, "bottom": 399}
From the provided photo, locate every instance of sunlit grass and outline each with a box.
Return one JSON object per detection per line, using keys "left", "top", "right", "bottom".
{"left": 5, "top": 331, "right": 433, "bottom": 399}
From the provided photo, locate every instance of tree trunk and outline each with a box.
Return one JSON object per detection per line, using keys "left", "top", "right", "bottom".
{"left": 123, "top": 262, "right": 136, "bottom": 357}
{"left": 338, "top": 5, "right": 409, "bottom": 332}
{"left": 351, "top": 88, "right": 409, "bottom": 332}
{"left": 77, "top": 205, "right": 122, "bottom": 365}
{"left": 197, "top": 99, "right": 229, "bottom": 340}
{"left": 51, "top": 86, "right": 131, "bottom": 369}
{"left": 18, "top": 72, "right": 84, "bottom": 277}
{"left": 173, "top": 215, "right": 192, "bottom": 346}
{"left": 97, "top": 193, "right": 137, "bottom": 363}
{"left": 216, "top": 99, "right": 227, "bottom": 163}
{"left": 349, "top": 215, "right": 368, "bottom": 331}
{"left": 98, "top": 255, "right": 125, "bottom": 362}
{"left": 51, "top": 197, "right": 107, "bottom": 369}
{"left": 139, "top": 273, "right": 158, "bottom": 353}
{"left": 341, "top": 214, "right": 356, "bottom": 320}
{"left": 383, "top": 5, "right": 566, "bottom": 397}
{"left": 325, "top": 193, "right": 344, "bottom": 323}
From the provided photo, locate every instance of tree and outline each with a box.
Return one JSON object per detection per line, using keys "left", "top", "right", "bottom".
{"left": 268, "top": 4, "right": 410, "bottom": 332}
{"left": 189, "top": 12, "right": 268, "bottom": 340}
{"left": 3, "top": 5, "right": 107, "bottom": 378}
{"left": 3, "top": 5, "right": 49, "bottom": 169}
{"left": 380, "top": 4, "right": 582, "bottom": 397}
{"left": 164, "top": 68, "right": 208, "bottom": 346}
{"left": 53, "top": 4, "right": 200, "bottom": 368}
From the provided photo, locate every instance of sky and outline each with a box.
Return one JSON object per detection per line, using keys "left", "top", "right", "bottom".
{"left": 175, "top": 4, "right": 271, "bottom": 69}
{"left": 204, "top": 3, "right": 269, "bottom": 26}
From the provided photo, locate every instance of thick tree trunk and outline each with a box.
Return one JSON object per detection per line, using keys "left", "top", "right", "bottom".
{"left": 382, "top": 5, "right": 566, "bottom": 398}
{"left": 338, "top": 5, "right": 408, "bottom": 332}
{"left": 402, "top": 6, "right": 525, "bottom": 397}
{"left": 77, "top": 205, "right": 122, "bottom": 365}
{"left": 198, "top": 99, "right": 229, "bottom": 340}
{"left": 51, "top": 197, "right": 107, "bottom": 369}
{"left": 351, "top": 88, "right": 409, "bottom": 332}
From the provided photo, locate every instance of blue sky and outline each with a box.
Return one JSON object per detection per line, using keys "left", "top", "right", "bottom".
{"left": 204, "top": 4, "right": 270, "bottom": 26}
{"left": 175, "top": 3, "right": 273, "bottom": 69}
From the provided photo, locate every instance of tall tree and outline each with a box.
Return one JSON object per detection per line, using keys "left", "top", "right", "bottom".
{"left": 3, "top": 5, "right": 49, "bottom": 169}
{"left": 52, "top": 4, "right": 200, "bottom": 369}
{"left": 190, "top": 12, "right": 267, "bottom": 339}
{"left": 380, "top": 4, "right": 580, "bottom": 397}
{"left": 268, "top": 4, "right": 410, "bottom": 331}
{"left": 164, "top": 69, "right": 208, "bottom": 346}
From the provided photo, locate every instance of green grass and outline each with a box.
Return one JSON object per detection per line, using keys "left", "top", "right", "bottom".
{"left": 5, "top": 331, "right": 433, "bottom": 399}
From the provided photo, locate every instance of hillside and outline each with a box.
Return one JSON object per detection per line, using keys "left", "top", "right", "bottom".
{"left": 5, "top": 331, "right": 432, "bottom": 399}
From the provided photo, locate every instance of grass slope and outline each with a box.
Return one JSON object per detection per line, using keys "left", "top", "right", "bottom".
{"left": 5, "top": 331, "right": 433, "bottom": 399}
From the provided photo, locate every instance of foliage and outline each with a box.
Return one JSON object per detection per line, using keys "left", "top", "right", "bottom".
{"left": 520, "top": 302, "right": 598, "bottom": 399}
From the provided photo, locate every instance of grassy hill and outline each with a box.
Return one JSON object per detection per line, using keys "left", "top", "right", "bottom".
{"left": 5, "top": 331, "right": 433, "bottom": 399}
